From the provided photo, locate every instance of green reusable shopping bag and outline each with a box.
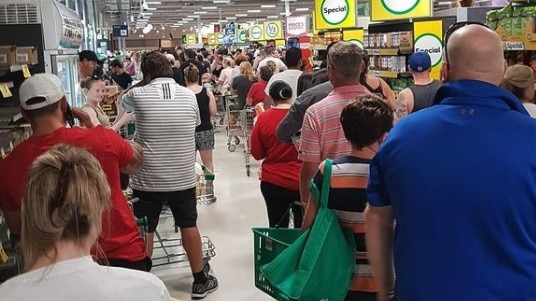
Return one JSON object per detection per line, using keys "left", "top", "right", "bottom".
{"left": 260, "top": 159, "right": 356, "bottom": 301}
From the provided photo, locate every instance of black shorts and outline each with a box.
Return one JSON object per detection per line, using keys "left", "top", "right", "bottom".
{"left": 132, "top": 188, "right": 197, "bottom": 233}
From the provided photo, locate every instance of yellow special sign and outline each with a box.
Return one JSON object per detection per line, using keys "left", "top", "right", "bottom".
{"left": 264, "top": 21, "right": 283, "bottom": 40}
{"left": 249, "top": 24, "right": 264, "bottom": 41}
{"left": 413, "top": 20, "right": 443, "bottom": 80}
{"left": 314, "top": 0, "right": 356, "bottom": 30}
{"left": 207, "top": 33, "right": 217, "bottom": 45}
{"left": 186, "top": 33, "right": 197, "bottom": 45}
{"left": 371, "top": 0, "right": 431, "bottom": 22}
{"left": 343, "top": 29, "right": 364, "bottom": 49}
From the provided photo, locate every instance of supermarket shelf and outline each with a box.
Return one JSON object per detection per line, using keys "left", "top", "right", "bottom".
{"left": 366, "top": 48, "right": 399, "bottom": 56}
{"left": 371, "top": 70, "right": 412, "bottom": 79}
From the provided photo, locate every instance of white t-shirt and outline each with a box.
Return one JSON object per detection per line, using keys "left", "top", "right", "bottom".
{"left": 523, "top": 103, "right": 536, "bottom": 118}
{"left": 258, "top": 57, "right": 287, "bottom": 73}
{"left": 122, "top": 78, "right": 201, "bottom": 192}
{"left": 265, "top": 69, "right": 303, "bottom": 102}
{"left": 0, "top": 256, "right": 171, "bottom": 301}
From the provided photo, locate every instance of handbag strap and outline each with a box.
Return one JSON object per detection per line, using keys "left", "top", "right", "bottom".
{"left": 319, "top": 159, "right": 333, "bottom": 209}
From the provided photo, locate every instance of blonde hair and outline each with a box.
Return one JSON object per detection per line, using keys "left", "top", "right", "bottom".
{"left": 266, "top": 60, "right": 277, "bottom": 73}
{"left": 240, "top": 61, "right": 255, "bottom": 82}
{"left": 223, "top": 57, "right": 233, "bottom": 68}
{"left": 22, "top": 144, "right": 111, "bottom": 269}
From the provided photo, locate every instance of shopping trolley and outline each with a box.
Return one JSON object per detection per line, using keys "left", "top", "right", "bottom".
{"left": 214, "top": 94, "right": 227, "bottom": 127}
{"left": 196, "top": 164, "right": 216, "bottom": 204}
{"left": 240, "top": 107, "right": 255, "bottom": 177}
{"left": 226, "top": 96, "right": 242, "bottom": 152}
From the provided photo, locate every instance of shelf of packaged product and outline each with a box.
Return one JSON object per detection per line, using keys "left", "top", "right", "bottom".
{"left": 365, "top": 48, "right": 414, "bottom": 56}
{"left": 371, "top": 70, "right": 412, "bottom": 79}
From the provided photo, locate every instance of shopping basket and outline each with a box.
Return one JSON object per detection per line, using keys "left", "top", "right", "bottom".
{"left": 252, "top": 227, "right": 302, "bottom": 299}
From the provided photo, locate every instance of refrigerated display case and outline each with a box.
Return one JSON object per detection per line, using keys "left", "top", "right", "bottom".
{"left": 52, "top": 55, "right": 82, "bottom": 108}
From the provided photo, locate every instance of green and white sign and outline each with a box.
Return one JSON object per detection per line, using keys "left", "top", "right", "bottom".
{"left": 249, "top": 24, "right": 264, "bottom": 41}
{"left": 381, "top": 0, "right": 419, "bottom": 14}
{"left": 314, "top": 0, "right": 356, "bottom": 30}
{"left": 238, "top": 29, "right": 247, "bottom": 43}
{"left": 414, "top": 33, "right": 443, "bottom": 67}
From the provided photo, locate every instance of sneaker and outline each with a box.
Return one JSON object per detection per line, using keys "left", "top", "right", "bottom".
{"left": 203, "top": 261, "right": 211, "bottom": 275}
{"left": 191, "top": 275, "right": 219, "bottom": 299}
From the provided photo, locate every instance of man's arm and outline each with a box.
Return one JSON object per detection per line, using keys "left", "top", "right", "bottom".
{"left": 396, "top": 88, "right": 412, "bottom": 120}
{"left": 276, "top": 94, "right": 309, "bottom": 144}
{"left": 364, "top": 205, "right": 395, "bottom": 301}
{"left": 121, "top": 140, "right": 143, "bottom": 175}
{"left": 300, "top": 162, "right": 318, "bottom": 206}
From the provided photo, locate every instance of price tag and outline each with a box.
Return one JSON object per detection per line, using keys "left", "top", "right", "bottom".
{"left": 22, "top": 64, "right": 31, "bottom": 78}
{"left": 0, "top": 243, "right": 8, "bottom": 264}
{"left": 505, "top": 42, "right": 524, "bottom": 51}
{"left": 0, "top": 83, "right": 12, "bottom": 98}
{"left": 372, "top": 70, "right": 381, "bottom": 77}
{"left": 372, "top": 49, "right": 380, "bottom": 56}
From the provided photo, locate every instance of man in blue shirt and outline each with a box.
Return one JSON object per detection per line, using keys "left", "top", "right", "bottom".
{"left": 365, "top": 24, "right": 536, "bottom": 301}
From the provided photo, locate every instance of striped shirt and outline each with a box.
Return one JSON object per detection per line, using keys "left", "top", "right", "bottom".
{"left": 313, "top": 156, "right": 377, "bottom": 293}
{"left": 122, "top": 78, "right": 201, "bottom": 192}
{"left": 298, "top": 85, "right": 370, "bottom": 162}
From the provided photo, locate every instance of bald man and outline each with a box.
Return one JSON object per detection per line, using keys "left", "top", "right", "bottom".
{"left": 365, "top": 24, "right": 536, "bottom": 301}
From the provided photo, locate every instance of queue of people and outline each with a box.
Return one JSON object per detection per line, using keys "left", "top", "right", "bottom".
{"left": 3, "top": 23, "right": 536, "bottom": 301}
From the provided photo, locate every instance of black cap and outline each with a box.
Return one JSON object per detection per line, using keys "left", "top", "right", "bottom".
{"left": 79, "top": 50, "right": 98, "bottom": 62}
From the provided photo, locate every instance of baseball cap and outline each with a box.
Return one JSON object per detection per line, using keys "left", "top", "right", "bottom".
{"left": 409, "top": 52, "right": 432, "bottom": 72}
{"left": 503, "top": 65, "right": 534, "bottom": 88}
{"left": 19, "top": 73, "right": 65, "bottom": 111}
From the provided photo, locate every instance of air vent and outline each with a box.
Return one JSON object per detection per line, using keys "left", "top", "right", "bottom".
{"left": 0, "top": 3, "right": 39, "bottom": 25}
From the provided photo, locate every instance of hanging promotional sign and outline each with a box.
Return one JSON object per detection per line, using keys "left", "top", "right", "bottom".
{"left": 413, "top": 20, "right": 443, "bottom": 80}
{"left": 208, "top": 33, "right": 217, "bottom": 45}
{"left": 343, "top": 29, "right": 364, "bottom": 49}
{"left": 371, "top": 0, "right": 432, "bottom": 22}
{"left": 186, "top": 33, "right": 197, "bottom": 45}
{"left": 249, "top": 24, "right": 264, "bottom": 41}
{"left": 286, "top": 15, "right": 308, "bottom": 37}
{"left": 224, "top": 22, "right": 237, "bottom": 44}
{"left": 264, "top": 21, "right": 284, "bottom": 40}
{"left": 237, "top": 29, "right": 247, "bottom": 43}
{"left": 314, "top": 0, "right": 357, "bottom": 30}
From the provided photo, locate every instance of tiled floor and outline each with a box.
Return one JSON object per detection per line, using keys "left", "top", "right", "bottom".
{"left": 152, "top": 128, "right": 275, "bottom": 301}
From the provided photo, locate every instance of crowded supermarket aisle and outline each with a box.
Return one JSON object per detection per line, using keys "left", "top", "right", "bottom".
{"left": 152, "top": 128, "right": 271, "bottom": 301}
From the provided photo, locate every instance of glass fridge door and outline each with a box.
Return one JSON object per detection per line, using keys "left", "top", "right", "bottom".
{"left": 51, "top": 55, "right": 82, "bottom": 108}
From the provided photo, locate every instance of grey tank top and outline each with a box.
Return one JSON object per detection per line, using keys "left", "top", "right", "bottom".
{"left": 408, "top": 80, "right": 442, "bottom": 113}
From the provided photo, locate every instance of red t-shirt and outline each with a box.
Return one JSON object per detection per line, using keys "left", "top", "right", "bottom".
{"left": 247, "top": 80, "right": 268, "bottom": 106}
{"left": 250, "top": 108, "right": 300, "bottom": 191}
{"left": 0, "top": 126, "right": 146, "bottom": 262}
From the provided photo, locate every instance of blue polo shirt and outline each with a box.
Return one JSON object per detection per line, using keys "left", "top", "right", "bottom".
{"left": 368, "top": 80, "right": 536, "bottom": 301}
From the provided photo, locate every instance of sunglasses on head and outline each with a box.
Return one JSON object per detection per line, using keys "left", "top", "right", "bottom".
{"left": 443, "top": 21, "right": 488, "bottom": 68}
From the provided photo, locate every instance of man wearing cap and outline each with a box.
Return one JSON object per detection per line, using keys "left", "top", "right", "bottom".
{"left": 0, "top": 74, "right": 150, "bottom": 272}
{"left": 396, "top": 52, "right": 441, "bottom": 119}
{"left": 501, "top": 64, "right": 536, "bottom": 117}
{"left": 79, "top": 50, "right": 99, "bottom": 80}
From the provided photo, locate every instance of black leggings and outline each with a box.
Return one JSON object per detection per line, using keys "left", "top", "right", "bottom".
{"left": 260, "top": 181, "right": 303, "bottom": 228}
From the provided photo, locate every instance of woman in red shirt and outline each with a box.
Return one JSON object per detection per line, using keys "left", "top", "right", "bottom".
{"left": 250, "top": 80, "right": 302, "bottom": 228}
{"left": 246, "top": 66, "right": 273, "bottom": 107}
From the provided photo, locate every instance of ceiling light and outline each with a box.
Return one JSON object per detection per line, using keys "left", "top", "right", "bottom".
{"left": 248, "top": 9, "right": 261, "bottom": 13}
{"left": 183, "top": 18, "right": 194, "bottom": 21}
{"left": 226, "top": 16, "right": 237, "bottom": 20}
{"left": 218, "top": 19, "right": 226, "bottom": 23}
{"left": 146, "top": 1, "right": 161, "bottom": 4}
{"left": 296, "top": 7, "right": 309, "bottom": 11}
{"left": 143, "top": 12, "right": 153, "bottom": 15}
{"left": 146, "top": 7, "right": 157, "bottom": 11}
{"left": 280, "top": 12, "right": 290, "bottom": 16}
{"left": 187, "top": 15, "right": 199, "bottom": 18}
{"left": 261, "top": 5, "right": 276, "bottom": 8}
{"left": 236, "top": 13, "right": 248, "bottom": 17}
{"left": 267, "top": 15, "right": 278, "bottom": 19}
{"left": 202, "top": 6, "right": 217, "bottom": 9}
{"left": 194, "top": 11, "right": 208, "bottom": 14}
{"left": 213, "top": 0, "right": 231, "bottom": 3}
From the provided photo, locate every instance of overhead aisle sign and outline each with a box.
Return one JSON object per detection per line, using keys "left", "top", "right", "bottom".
{"left": 413, "top": 20, "right": 443, "bottom": 80}
{"left": 343, "top": 29, "right": 364, "bottom": 49}
{"left": 208, "top": 33, "right": 217, "bottom": 45}
{"left": 249, "top": 24, "right": 264, "bottom": 41}
{"left": 314, "top": 0, "right": 357, "bottom": 30}
{"left": 216, "top": 32, "right": 224, "bottom": 44}
{"left": 264, "top": 21, "right": 284, "bottom": 40}
{"left": 371, "top": 0, "right": 432, "bottom": 22}
{"left": 186, "top": 33, "right": 197, "bottom": 45}
{"left": 237, "top": 29, "right": 247, "bottom": 43}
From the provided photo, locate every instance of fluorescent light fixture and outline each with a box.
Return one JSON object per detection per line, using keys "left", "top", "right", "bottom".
{"left": 187, "top": 14, "right": 200, "bottom": 18}
{"left": 280, "top": 12, "right": 289, "bottom": 15}
{"left": 183, "top": 17, "right": 194, "bottom": 21}
{"left": 226, "top": 16, "right": 237, "bottom": 20}
{"left": 261, "top": 5, "right": 276, "bottom": 8}
{"left": 194, "top": 11, "right": 208, "bottom": 14}
{"left": 202, "top": 6, "right": 217, "bottom": 9}
{"left": 218, "top": 19, "right": 226, "bottom": 22}
{"left": 213, "top": 0, "right": 231, "bottom": 3}
{"left": 236, "top": 13, "right": 248, "bottom": 17}
{"left": 143, "top": 12, "right": 153, "bottom": 15}
{"left": 146, "top": 7, "right": 157, "bottom": 11}
{"left": 248, "top": 9, "right": 261, "bottom": 13}
{"left": 267, "top": 15, "right": 278, "bottom": 19}
{"left": 146, "top": 1, "right": 161, "bottom": 4}
{"left": 296, "top": 7, "right": 309, "bottom": 11}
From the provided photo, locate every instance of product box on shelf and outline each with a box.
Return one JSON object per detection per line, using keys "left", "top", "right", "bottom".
{"left": 399, "top": 32, "right": 414, "bottom": 53}
{"left": 0, "top": 46, "right": 15, "bottom": 68}
{"left": 14, "top": 47, "right": 38, "bottom": 65}
{"left": 490, "top": 4, "right": 536, "bottom": 49}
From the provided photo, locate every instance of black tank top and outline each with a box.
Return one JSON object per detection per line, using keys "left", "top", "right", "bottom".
{"left": 408, "top": 80, "right": 442, "bottom": 113}
{"left": 362, "top": 81, "right": 386, "bottom": 99}
{"left": 195, "top": 87, "right": 213, "bottom": 132}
